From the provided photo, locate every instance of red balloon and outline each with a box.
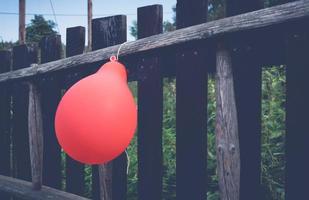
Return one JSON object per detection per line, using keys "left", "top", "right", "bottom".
{"left": 55, "top": 58, "right": 137, "bottom": 164}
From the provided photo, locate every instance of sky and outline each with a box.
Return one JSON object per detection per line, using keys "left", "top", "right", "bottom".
{"left": 0, "top": 0, "right": 176, "bottom": 43}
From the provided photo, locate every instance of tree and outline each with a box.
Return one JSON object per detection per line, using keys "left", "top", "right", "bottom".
{"left": 0, "top": 41, "right": 17, "bottom": 50}
{"left": 26, "top": 15, "right": 57, "bottom": 43}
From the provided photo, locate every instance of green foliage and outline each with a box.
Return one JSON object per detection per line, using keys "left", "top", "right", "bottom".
{"left": 261, "top": 66, "right": 286, "bottom": 200}
{"left": 26, "top": 15, "right": 57, "bottom": 43}
{"left": 129, "top": 21, "right": 138, "bottom": 40}
{"left": 0, "top": 41, "right": 17, "bottom": 50}
{"left": 162, "top": 79, "right": 176, "bottom": 199}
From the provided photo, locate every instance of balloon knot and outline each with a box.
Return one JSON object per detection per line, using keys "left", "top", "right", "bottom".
{"left": 110, "top": 55, "right": 117, "bottom": 62}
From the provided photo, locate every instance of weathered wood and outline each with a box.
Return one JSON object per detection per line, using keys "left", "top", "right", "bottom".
{"left": 226, "top": 1, "right": 263, "bottom": 200}
{"left": 91, "top": 15, "right": 127, "bottom": 200}
{"left": 215, "top": 43, "right": 240, "bottom": 200}
{"left": 40, "top": 35, "right": 62, "bottom": 189}
{"left": 0, "top": 50, "right": 12, "bottom": 200}
{"left": 226, "top": 0, "right": 263, "bottom": 16}
{"left": 137, "top": 5, "right": 163, "bottom": 200}
{"left": 231, "top": 39, "right": 262, "bottom": 200}
{"left": 176, "top": 0, "right": 208, "bottom": 28}
{"left": 176, "top": 1, "right": 208, "bottom": 200}
{"left": 98, "top": 163, "right": 112, "bottom": 200}
{"left": 12, "top": 45, "right": 38, "bottom": 184}
{"left": 285, "top": 32, "right": 309, "bottom": 200}
{"left": 65, "top": 26, "right": 86, "bottom": 196}
{"left": 0, "top": 175, "right": 90, "bottom": 200}
{"left": 0, "top": 0, "right": 308, "bottom": 83}
{"left": 66, "top": 27, "right": 85, "bottom": 57}
{"left": 28, "top": 81, "right": 44, "bottom": 190}
{"left": 92, "top": 15, "right": 126, "bottom": 50}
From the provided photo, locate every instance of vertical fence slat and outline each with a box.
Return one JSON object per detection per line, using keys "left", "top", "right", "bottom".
{"left": 0, "top": 50, "right": 12, "bottom": 200}
{"left": 91, "top": 15, "right": 127, "bottom": 200}
{"left": 28, "top": 80, "right": 43, "bottom": 190}
{"left": 226, "top": 1, "right": 263, "bottom": 200}
{"left": 40, "top": 35, "right": 62, "bottom": 189}
{"left": 12, "top": 45, "right": 37, "bottom": 200}
{"left": 215, "top": 43, "right": 240, "bottom": 200}
{"left": 12, "top": 45, "right": 37, "bottom": 182}
{"left": 65, "top": 26, "right": 86, "bottom": 196}
{"left": 137, "top": 5, "right": 163, "bottom": 200}
{"left": 286, "top": 32, "right": 309, "bottom": 200}
{"left": 176, "top": 0, "right": 208, "bottom": 199}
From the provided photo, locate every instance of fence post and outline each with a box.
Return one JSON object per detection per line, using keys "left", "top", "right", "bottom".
{"left": 40, "top": 35, "right": 63, "bottom": 189}
{"left": 65, "top": 26, "right": 86, "bottom": 196}
{"left": 285, "top": 31, "right": 309, "bottom": 200}
{"left": 0, "top": 50, "right": 12, "bottom": 200}
{"left": 176, "top": 0, "right": 208, "bottom": 199}
{"left": 215, "top": 42, "right": 240, "bottom": 200}
{"left": 28, "top": 78, "right": 44, "bottom": 190}
{"left": 225, "top": 1, "right": 263, "bottom": 200}
{"left": 91, "top": 15, "right": 127, "bottom": 200}
{"left": 137, "top": 5, "right": 163, "bottom": 200}
{"left": 12, "top": 44, "right": 38, "bottom": 182}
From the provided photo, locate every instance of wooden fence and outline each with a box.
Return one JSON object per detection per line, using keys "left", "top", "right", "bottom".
{"left": 0, "top": 0, "right": 308, "bottom": 199}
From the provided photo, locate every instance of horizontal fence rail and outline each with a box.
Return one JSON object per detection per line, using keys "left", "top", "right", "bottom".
{"left": 0, "top": 175, "right": 90, "bottom": 200}
{"left": 0, "top": 0, "right": 308, "bottom": 83}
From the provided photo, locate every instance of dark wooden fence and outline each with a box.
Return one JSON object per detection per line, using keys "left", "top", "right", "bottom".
{"left": 0, "top": 0, "right": 308, "bottom": 199}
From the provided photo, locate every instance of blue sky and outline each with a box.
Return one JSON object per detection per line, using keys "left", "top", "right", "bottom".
{"left": 0, "top": 0, "right": 176, "bottom": 43}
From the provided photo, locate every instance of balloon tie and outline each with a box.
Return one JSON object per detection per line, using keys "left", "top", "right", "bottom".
{"left": 116, "top": 41, "right": 128, "bottom": 60}
{"left": 117, "top": 41, "right": 128, "bottom": 61}
{"left": 110, "top": 41, "right": 128, "bottom": 62}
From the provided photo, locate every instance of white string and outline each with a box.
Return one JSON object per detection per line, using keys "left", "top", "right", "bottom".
{"left": 125, "top": 150, "right": 130, "bottom": 175}
{"left": 116, "top": 41, "right": 128, "bottom": 61}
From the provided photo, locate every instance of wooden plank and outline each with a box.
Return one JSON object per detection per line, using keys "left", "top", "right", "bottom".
{"left": 215, "top": 43, "right": 240, "bottom": 200}
{"left": 176, "top": 0, "right": 208, "bottom": 28}
{"left": 65, "top": 26, "right": 86, "bottom": 196}
{"left": 66, "top": 26, "right": 85, "bottom": 57}
{"left": 0, "top": 50, "right": 12, "bottom": 200}
{"left": 91, "top": 15, "right": 127, "bottom": 200}
{"left": 285, "top": 32, "right": 309, "bottom": 200}
{"left": 176, "top": 1, "right": 208, "bottom": 199}
{"left": 0, "top": 0, "right": 308, "bottom": 83}
{"left": 12, "top": 45, "right": 38, "bottom": 183}
{"left": 28, "top": 81, "right": 44, "bottom": 190}
{"left": 226, "top": 1, "right": 263, "bottom": 200}
{"left": 0, "top": 175, "right": 90, "bottom": 200}
{"left": 40, "top": 35, "right": 62, "bottom": 189}
{"left": 137, "top": 5, "right": 163, "bottom": 200}
{"left": 226, "top": 0, "right": 262, "bottom": 16}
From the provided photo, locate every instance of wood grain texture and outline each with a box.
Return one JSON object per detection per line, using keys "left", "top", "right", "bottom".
{"left": 0, "top": 50, "right": 12, "bottom": 200}
{"left": 285, "top": 32, "right": 309, "bottom": 200}
{"left": 137, "top": 5, "right": 163, "bottom": 200}
{"left": 40, "top": 35, "right": 62, "bottom": 189}
{"left": 12, "top": 45, "right": 38, "bottom": 184}
{"left": 0, "top": 0, "right": 308, "bottom": 83}
{"left": 215, "top": 43, "right": 240, "bottom": 200}
{"left": 176, "top": 1, "right": 208, "bottom": 199}
{"left": 0, "top": 175, "right": 90, "bottom": 200}
{"left": 65, "top": 26, "right": 86, "bottom": 196}
{"left": 28, "top": 81, "right": 44, "bottom": 190}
